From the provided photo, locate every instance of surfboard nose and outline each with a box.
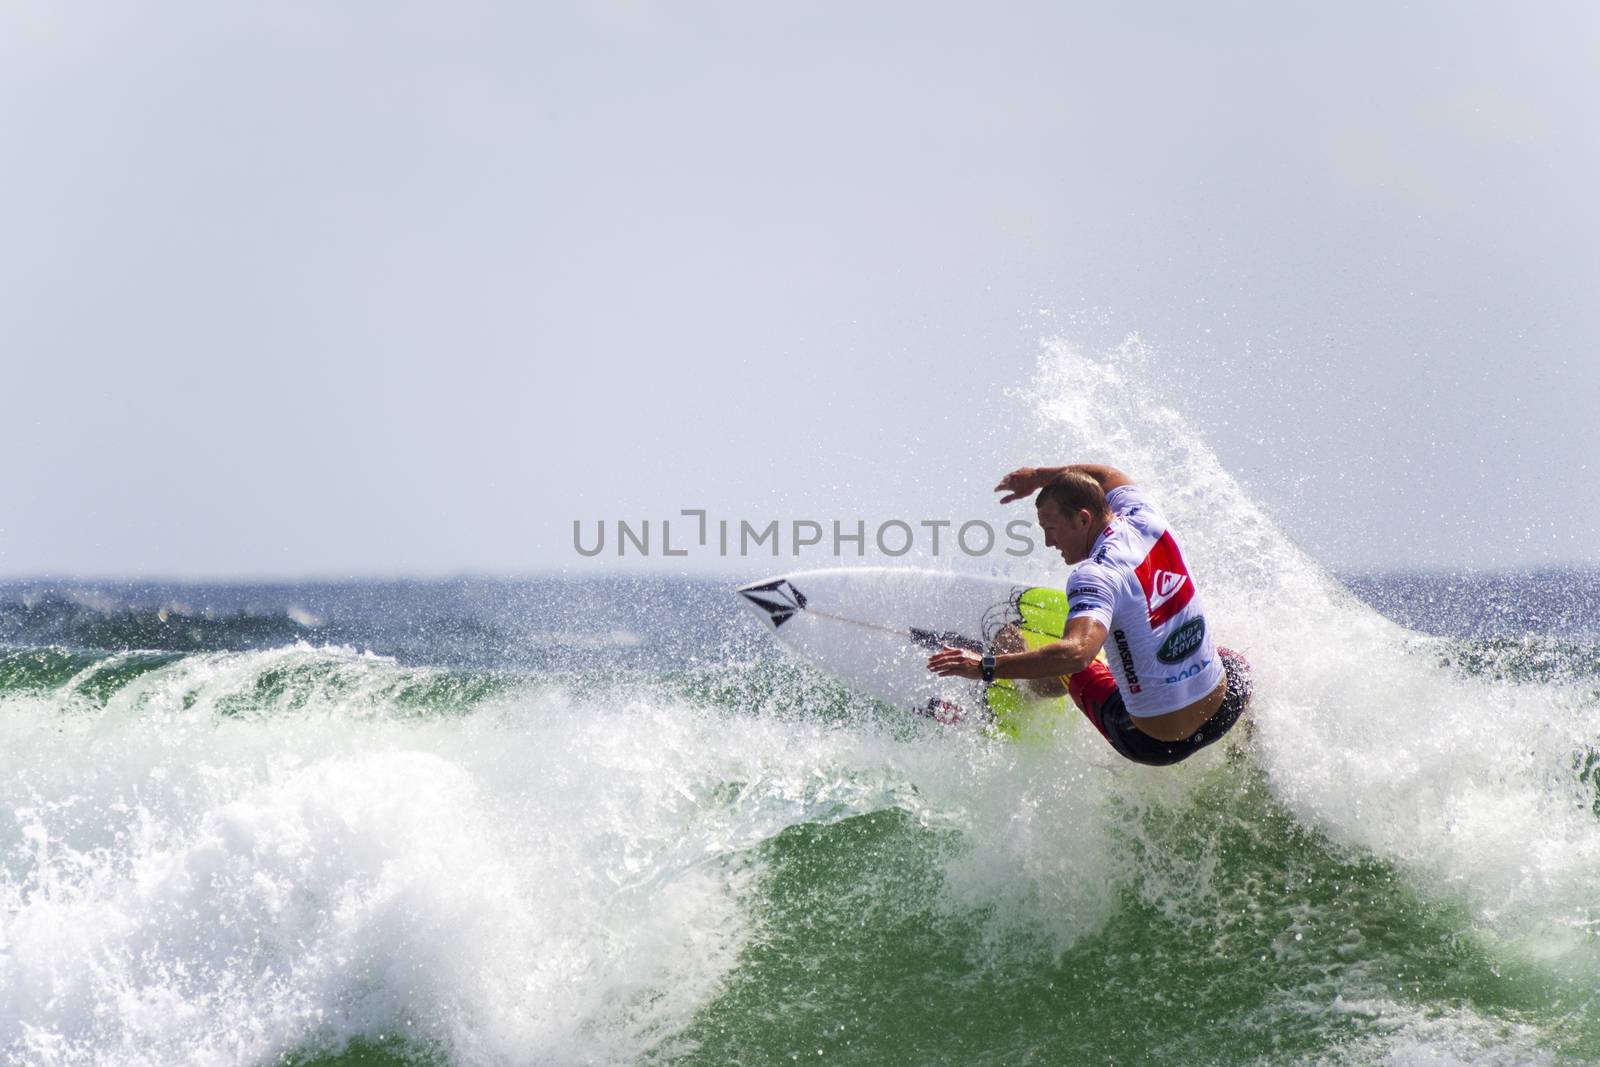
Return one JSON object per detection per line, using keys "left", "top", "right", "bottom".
{"left": 735, "top": 577, "right": 807, "bottom": 629}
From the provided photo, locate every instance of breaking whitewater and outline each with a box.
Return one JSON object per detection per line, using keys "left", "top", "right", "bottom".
{"left": 4, "top": 345, "right": 1598, "bottom": 1066}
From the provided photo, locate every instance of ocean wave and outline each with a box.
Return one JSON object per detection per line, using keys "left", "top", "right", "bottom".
{"left": 4, "top": 342, "right": 1598, "bottom": 1065}
{"left": 0, "top": 643, "right": 514, "bottom": 721}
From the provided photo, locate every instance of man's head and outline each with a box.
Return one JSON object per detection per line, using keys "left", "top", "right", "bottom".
{"left": 1035, "top": 472, "right": 1111, "bottom": 565}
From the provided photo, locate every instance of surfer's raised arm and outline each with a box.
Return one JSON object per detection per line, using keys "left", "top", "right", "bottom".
{"left": 994, "top": 464, "right": 1133, "bottom": 503}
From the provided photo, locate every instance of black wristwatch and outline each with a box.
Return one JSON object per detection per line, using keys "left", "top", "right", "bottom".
{"left": 980, "top": 654, "right": 996, "bottom": 684}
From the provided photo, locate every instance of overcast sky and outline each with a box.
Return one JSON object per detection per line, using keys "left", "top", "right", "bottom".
{"left": 2, "top": 0, "right": 1596, "bottom": 578}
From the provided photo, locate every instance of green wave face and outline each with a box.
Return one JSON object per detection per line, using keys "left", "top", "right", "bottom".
{"left": 666, "top": 781, "right": 1589, "bottom": 1067}
{"left": 2, "top": 572, "right": 1600, "bottom": 1067}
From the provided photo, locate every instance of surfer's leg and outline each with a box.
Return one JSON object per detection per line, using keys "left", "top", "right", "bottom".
{"left": 1210, "top": 647, "right": 1255, "bottom": 743}
{"left": 1061, "top": 661, "right": 1174, "bottom": 763}
{"left": 1217, "top": 647, "right": 1253, "bottom": 708}
{"left": 1065, "top": 657, "right": 1252, "bottom": 767}
{"left": 1063, "top": 660, "right": 1117, "bottom": 739}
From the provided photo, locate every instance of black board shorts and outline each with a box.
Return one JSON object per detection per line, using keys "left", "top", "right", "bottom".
{"left": 1086, "top": 648, "right": 1254, "bottom": 767}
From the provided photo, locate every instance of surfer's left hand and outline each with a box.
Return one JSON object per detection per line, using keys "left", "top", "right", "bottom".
{"left": 927, "top": 646, "right": 981, "bottom": 679}
{"left": 995, "top": 466, "right": 1050, "bottom": 503}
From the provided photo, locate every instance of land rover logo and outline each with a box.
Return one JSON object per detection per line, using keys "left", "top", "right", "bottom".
{"left": 1156, "top": 616, "right": 1206, "bottom": 664}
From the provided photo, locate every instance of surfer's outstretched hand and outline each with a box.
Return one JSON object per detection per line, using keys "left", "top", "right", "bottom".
{"left": 995, "top": 467, "right": 1052, "bottom": 503}
{"left": 928, "top": 645, "right": 981, "bottom": 679}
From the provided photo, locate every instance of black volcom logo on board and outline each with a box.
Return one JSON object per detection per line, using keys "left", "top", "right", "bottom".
{"left": 739, "top": 579, "right": 808, "bottom": 627}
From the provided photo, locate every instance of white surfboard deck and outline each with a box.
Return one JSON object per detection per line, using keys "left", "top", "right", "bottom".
{"left": 735, "top": 567, "right": 1076, "bottom": 734}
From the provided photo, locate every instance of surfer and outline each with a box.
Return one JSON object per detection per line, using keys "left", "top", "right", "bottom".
{"left": 927, "top": 465, "right": 1252, "bottom": 766}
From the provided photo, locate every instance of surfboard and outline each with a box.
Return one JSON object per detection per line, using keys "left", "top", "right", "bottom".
{"left": 735, "top": 567, "right": 1075, "bottom": 736}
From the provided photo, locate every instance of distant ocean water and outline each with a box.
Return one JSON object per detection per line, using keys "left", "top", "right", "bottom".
{"left": 5, "top": 346, "right": 1599, "bottom": 1066}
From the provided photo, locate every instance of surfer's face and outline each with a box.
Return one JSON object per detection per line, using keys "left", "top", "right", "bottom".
{"left": 1036, "top": 498, "right": 1095, "bottom": 565}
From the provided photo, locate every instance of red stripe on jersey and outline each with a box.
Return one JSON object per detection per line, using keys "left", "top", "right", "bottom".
{"left": 1134, "top": 531, "right": 1195, "bottom": 627}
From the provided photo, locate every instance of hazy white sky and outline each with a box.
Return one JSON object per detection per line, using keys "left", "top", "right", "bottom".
{"left": 3, "top": 0, "right": 1596, "bottom": 577}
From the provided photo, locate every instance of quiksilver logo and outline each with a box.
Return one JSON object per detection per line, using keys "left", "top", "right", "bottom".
{"left": 1149, "top": 570, "right": 1187, "bottom": 611}
{"left": 1112, "top": 628, "right": 1142, "bottom": 693}
{"left": 1134, "top": 532, "right": 1195, "bottom": 627}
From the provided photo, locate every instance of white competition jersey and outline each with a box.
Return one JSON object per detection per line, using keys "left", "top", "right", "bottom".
{"left": 1066, "top": 485, "right": 1223, "bottom": 717}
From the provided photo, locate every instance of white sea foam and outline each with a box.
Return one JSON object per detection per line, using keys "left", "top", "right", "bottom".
{"left": 0, "top": 630, "right": 1160, "bottom": 1066}
{"left": 1018, "top": 338, "right": 1600, "bottom": 960}
{"left": 4, "top": 342, "right": 1595, "bottom": 1066}
{"left": 1286, "top": 997, "right": 1555, "bottom": 1066}
{"left": 0, "top": 650, "right": 939, "bottom": 1067}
